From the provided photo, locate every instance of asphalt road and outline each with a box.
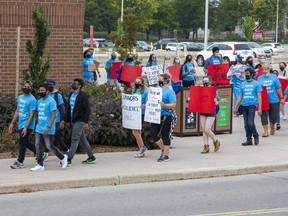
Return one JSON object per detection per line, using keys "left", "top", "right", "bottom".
{"left": 1, "top": 171, "right": 288, "bottom": 216}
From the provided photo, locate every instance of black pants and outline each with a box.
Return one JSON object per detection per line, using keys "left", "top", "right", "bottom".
{"left": 261, "top": 103, "right": 279, "bottom": 125}
{"left": 149, "top": 116, "right": 172, "bottom": 146}
{"left": 182, "top": 80, "right": 195, "bottom": 87}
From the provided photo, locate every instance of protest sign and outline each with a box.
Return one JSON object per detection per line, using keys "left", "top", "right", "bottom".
{"left": 122, "top": 93, "right": 142, "bottom": 130}
{"left": 110, "top": 62, "right": 122, "bottom": 79}
{"left": 142, "top": 65, "right": 163, "bottom": 86}
{"left": 168, "top": 64, "right": 182, "bottom": 83}
{"left": 120, "top": 64, "right": 142, "bottom": 83}
{"left": 207, "top": 64, "right": 230, "bottom": 86}
{"left": 144, "top": 87, "right": 162, "bottom": 124}
{"left": 163, "top": 57, "right": 171, "bottom": 74}
{"left": 188, "top": 86, "right": 217, "bottom": 114}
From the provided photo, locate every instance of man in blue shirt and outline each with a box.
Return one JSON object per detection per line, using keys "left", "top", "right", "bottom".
{"left": 31, "top": 84, "right": 68, "bottom": 171}
{"left": 234, "top": 68, "right": 262, "bottom": 145}
{"left": 8, "top": 81, "right": 37, "bottom": 169}
{"left": 203, "top": 47, "right": 223, "bottom": 75}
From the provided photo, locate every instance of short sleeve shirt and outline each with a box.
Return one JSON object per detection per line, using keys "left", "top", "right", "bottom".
{"left": 17, "top": 94, "right": 37, "bottom": 130}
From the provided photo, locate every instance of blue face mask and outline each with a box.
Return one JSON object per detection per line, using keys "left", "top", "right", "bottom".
{"left": 260, "top": 59, "right": 266, "bottom": 64}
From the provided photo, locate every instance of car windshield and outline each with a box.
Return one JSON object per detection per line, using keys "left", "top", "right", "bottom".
{"left": 249, "top": 43, "right": 261, "bottom": 48}
{"left": 235, "top": 44, "right": 250, "bottom": 50}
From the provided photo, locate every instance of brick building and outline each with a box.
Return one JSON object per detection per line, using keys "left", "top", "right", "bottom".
{"left": 0, "top": 0, "right": 85, "bottom": 95}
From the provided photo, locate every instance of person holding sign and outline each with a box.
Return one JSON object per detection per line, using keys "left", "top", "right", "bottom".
{"left": 203, "top": 47, "right": 223, "bottom": 75}
{"left": 149, "top": 74, "right": 176, "bottom": 162}
{"left": 121, "top": 53, "right": 136, "bottom": 88}
{"left": 105, "top": 52, "right": 122, "bottom": 89}
{"left": 258, "top": 63, "right": 284, "bottom": 137}
{"left": 199, "top": 76, "right": 221, "bottom": 154}
{"left": 83, "top": 49, "right": 100, "bottom": 84}
{"left": 233, "top": 68, "right": 262, "bottom": 146}
{"left": 181, "top": 54, "right": 196, "bottom": 87}
{"left": 171, "top": 56, "right": 182, "bottom": 93}
{"left": 131, "top": 77, "right": 149, "bottom": 158}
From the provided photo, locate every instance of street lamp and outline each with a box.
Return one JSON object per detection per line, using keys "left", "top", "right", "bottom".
{"left": 276, "top": 0, "right": 279, "bottom": 43}
{"left": 121, "top": 0, "right": 124, "bottom": 21}
{"left": 204, "top": 0, "right": 209, "bottom": 49}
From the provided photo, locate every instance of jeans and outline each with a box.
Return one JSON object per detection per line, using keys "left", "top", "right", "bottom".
{"left": 17, "top": 129, "right": 36, "bottom": 163}
{"left": 68, "top": 122, "right": 94, "bottom": 160}
{"left": 243, "top": 105, "right": 259, "bottom": 140}
{"left": 54, "top": 123, "right": 69, "bottom": 152}
{"left": 35, "top": 133, "right": 64, "bottom": 166}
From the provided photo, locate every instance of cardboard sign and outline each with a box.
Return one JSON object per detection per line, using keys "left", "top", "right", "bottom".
{"left": 142, "top": 65, "right": 163, "bottom": 86}
{"left": 144, "top": 87, "right": 162, "bottom": 124}
{"left": 168, "top": 64, "right": 182, "bottom": 83}
{"left": 111, "top": 62, "right": 122, "bottom": 79}
{"left": 279, "top": 78, "right": 288, "bottom": 102}
{"left": 94, "top": 61, "right": 100, "bottom": 68}
{"left": 120, "top": 64, "right": 142, "bottom": 83}
{"left": 188, "top": 86, "right": 217, "bottom": 114}
{"left": 122, "top": 93, "right": 142, "bottom": 130}
{"left": 207, "top": 64, "right": 230, "bottom": 86}
{"left": 88, "top": 64, "right": 95, "bottom": 71}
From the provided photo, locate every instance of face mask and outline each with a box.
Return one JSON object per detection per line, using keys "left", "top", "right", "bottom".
{"left": 127, "top": 58, "right": 133, "bottom": 62}
{"left": 47, "top": 85, "right": 54, "bottom": 92}
{"left": 152, "top": 57, "right": 156, "bottom": 62}
{"left": 86, "top": 54, "right": 91, "bottom": 58}
{"left": 71, "top": 84, "right": 78, "bottom": 90}
{"left": 38, "top": 92, "right": 46, "bottom": 98}
{"left": 111, "top": 56, "right": 116, "bottom": 60}
{"left": 247, "top": 60, "right": 253, "bottom": 65}
{"left": 245, "top": 75, "right": 251, "bottom": 80}
{"left": 215, "top": 53, "right": 220, "bottom": 57}
{"left": 259, "top": 59, "right": 266, "bottom": 64}
{"left": 22, "top": 88, "right": 31, "bottom": 94}
{"left": 203, "top": 82, "right": 209, "bottom": 86}
{"left": 158, "top": 81, "right": 164, "bottom": 87}
{"left": 279, "top": 67, "right": 285, "bottom": 71}
{"left": 135, "top": 83, "right": 141, "bottom": 89}
{"left": 187, "top": 58, "right": 192, "bottom": 62}
{"left": 264, "top": 72, "right": 270, "bottom": 77}
{"left": 175, "top": 60, "right": 180, "bottom": 64}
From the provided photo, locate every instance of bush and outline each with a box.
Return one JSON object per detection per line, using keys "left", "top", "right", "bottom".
{"left": 0, "top": 94, "right": 16, "bottom": 135}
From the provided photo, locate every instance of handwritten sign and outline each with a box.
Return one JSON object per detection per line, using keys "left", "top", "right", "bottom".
{"left": 142, "top": 65, "right": 163, "bottom": 86}
{"left": 122, "top": 93, "right": 142, "bottom": 130}
{"left": 120, "top": 64, "right": 142, "bottom": 83}
{"left": 207, "top": 64, "right": 230, "bottom": 86}
{"left": 188, "top": 86, "right": 217, "bottom": 114}
{"left": 144, "top": 87, "right": 162, "bottom": 124}
{"left": 111, "top": 62, "right": 122, "bottom": 79}
{"left": 168, "top": 64, "right": 182, "bottom": 83}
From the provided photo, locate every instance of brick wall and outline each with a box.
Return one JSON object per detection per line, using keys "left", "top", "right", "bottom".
{"left": 0, "top": 0, "right": 85, "bottom": 95}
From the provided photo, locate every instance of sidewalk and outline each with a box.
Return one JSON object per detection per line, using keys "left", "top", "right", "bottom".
{"left": 0, "top": 116, "right": 287, "bottom": 194}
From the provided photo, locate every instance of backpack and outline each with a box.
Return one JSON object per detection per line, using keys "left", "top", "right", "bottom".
{"left": 54, "top": 91, "right": 67, "bottom": 110}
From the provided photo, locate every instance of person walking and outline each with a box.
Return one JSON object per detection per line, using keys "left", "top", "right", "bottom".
{"left": 8, "top": 81, "right": 37, "bottom": 169}
{"left": 60, "top": 78, "right": 96, "bottom": 165}
{"left": 105, "top": 52, "right": 122, "bottom": 89}
{"left": 199, "top": 76, "right": 221, "bottom": 154}
{"left": 257, "top": 63, "right": 284, "bottom": 137}
{"left": 131, "top": 77, "right": 148, "bottom": 158}
{"left": 233, "top": 68, "right": 262, "bottom": 146}
{"left": 83, "top": 49, "right": 100, "bottom": 84}
{"left": 149, "top": 74, "right": 176, "bottom": 162}
{"left": 31, "top": 84, "right": 68, "bottom": 171}
{"left": 171, "top": 56, "right": 182, "bottom": 94}
{"left": 121, "top": 53, "right": 136, "bottom": 88}
{"left": 180, "top": 54, "right": 196, "bottom": 87}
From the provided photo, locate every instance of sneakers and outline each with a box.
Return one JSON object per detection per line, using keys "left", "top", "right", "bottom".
{"left": 157, "top": 155, "right": 170, "bottom": 162}
{"left": 30, "top": 164, "right": 45, "bottom": 171}
{"left": 276, "top": 123, "right": 281, "bottom": 130}
{"left": 43, "top": 152, "right": 49, "bottom": 162}
{"left": 60, "top": 154, "right": 68, "bottom": 169}
{"left": 10, "top": 160, "right": 25, "bottom": 169}
{"left": 134, "top": 146, "right": 147, "bottom": 158}
{"left": 283, "top": 115, "right": 287, "bottom": 120}
{"left": 82, "top": 156, "right": 96, "bottom": 164}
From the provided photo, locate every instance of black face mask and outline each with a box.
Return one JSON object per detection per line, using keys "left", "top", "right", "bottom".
{"left": 280, "top": 67, "right": 285, "bottom": 71}
{"left": 203, "top": 82, "right": 209, "bottom": 86}
{"left": 127, "top": 58, "right": 133, "bottom": 62}
{"left": 22, "top": 88, "right": 31, "bottom": 94}
{"left": 47, "top": 85, "right": 54, "bottom": 92}
{"left": 86, "top": 54, "right": 91, "bottom": 58}
{"left": 71, "top": 84, "right": 78, "bottom": 90}
{"left": 38, "top": 92, "right": 46, "bottom": 98}
{"left": 111, "top": 56, "right": 116, "bottom": 60}
{"left": 158, "top": 81, "right": 164, "bottom": 87}
{"left": 247, "top": 60, "right": 253, "bottom": 65}
{"left": 187, "top": 58, "right": 192, "bottom": 62}
{"left": 245, "top": 75, "right": 251, "bottom": 80}
{"left": 135, "top": 83, "right": 142, "bottom": 89}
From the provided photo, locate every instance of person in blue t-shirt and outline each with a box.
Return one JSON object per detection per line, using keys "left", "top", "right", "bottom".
{"left": 105, "top": 52, "right": 121, "bottom": 89}
{"left": 199, "top": 76, "right": 221, "bottom": 154}
{"left": 31, "top": 84, "right": 68, "bottom": 171}
{"left": 131, "top": 77, "right": 149, "bottom": 158}
{"left": 8, "top": 81, "right": 37, "bottom": 169}
{"left": 171, "top": 56, "right": 182, "bottom": 94}
{"left": 146, "top": 54, "right": 158, "bottom": 67}
{"left": 181, "top": 54, "right": 196, "bottom": 87}
{"left": 149, "top": 74, "right": 176, "bottom": 162}
{"left": 257, "top": 63, "right": 285, "bottom": 137}
{"left": 203, "top": 46, "right": 223, "bottom": 75}
{"left": 83, "top": 49, "right": 100, "bottom": 84}
{"left": 234, "top": 68, "right": 262, "bottom": 146}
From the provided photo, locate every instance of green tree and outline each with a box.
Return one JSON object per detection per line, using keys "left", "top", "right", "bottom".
{"left": 243, "top": 15, "right": 255, "bottom": 41}
{"left": 22, "top": 6, "right": 50, "bottom": 95}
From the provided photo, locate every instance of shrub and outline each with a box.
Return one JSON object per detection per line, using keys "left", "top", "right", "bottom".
{"left": 0, "top": 94, "right": 16, "bottom": 135}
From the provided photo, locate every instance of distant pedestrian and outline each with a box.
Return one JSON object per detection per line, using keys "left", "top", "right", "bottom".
{"left": 203, "top": 47, "right": 223, "bottom": 75}
{"left": 149, "top": 74, "right": 176, "bottom": 162}
{"left": 8, "top": 81, "right": 37, "bottom": 169}
{"left": 105, "top": 52, "right": 122, "bottom": 89}
{"left": 31, "top": 84, "right": 68, "bottom": 171}
{"left": 131, "top": 77, "right": 148, "bottom": 158}
{"left": 146, "top": 54, "right": 158, "bottom": 67}
{"left": 199, "top": 76, "right": 221, "bottom": 154}
{"left": 278, "top": 62, "right": 287, "bottom": 77}
{"left": 83, "top": 49, "right": 100, "bottom": 84}
{"left": 60, "top": 78, "right": 96, "bottom": 165}
{"left": 171, "top": 56, "right": 182, "bottom": 93}
{"left": 181, "top": 54, "right": 196, "bottom": 87}
{"left": 233, "top": 68, "right": 262, "bottom": 146}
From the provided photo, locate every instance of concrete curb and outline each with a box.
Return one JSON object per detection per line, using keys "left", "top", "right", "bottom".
{"left": 1, "top": 163, "right": 287, "bottom": 195}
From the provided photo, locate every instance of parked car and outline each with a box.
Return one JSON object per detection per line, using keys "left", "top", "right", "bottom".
{"left": 83, "top": 38, "right": 90, "bottom": 47}
{"left": 246, "top": 42, "right": 272, "bottom": 58}
{"left": 181, "top": 42, "right": 202, "bottom": 51}
{"left": 154, "top": 38, "right": 179, "bottom": 50}
{"left": 136, "top": 41, "right": 151, "bottom": 51}
{"left": 195, "top": 42, "right": 254, "bottom": 67}
{"left": 261, "top": 43, "right": 285, "bottom": 53}
{"left": 83, "top": 38, "right": 114, "bottom": 48}
{"left": 165, "top": 42, "right": 179, "bottom": 51}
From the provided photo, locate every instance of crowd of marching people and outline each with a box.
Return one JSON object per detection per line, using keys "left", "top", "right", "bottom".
{"left": 7, "top": 46, "right": 288, "bottom": 171}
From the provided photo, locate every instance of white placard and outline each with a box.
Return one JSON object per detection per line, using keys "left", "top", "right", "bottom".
{"left": 142, "top": 65, "right": 163, "bottom": 86}
{"left": 144, "top": 87, "right": 162, "bottom": 124}
{"left": 122, "top": 93, "right": 142, "bottom": 130}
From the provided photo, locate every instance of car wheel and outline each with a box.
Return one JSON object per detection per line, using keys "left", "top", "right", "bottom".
{"left": 196, "top": 55, "right": 205, "bottom": 67}
{"left": 223, "top": 57, "right": 230, "bottom": 64}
